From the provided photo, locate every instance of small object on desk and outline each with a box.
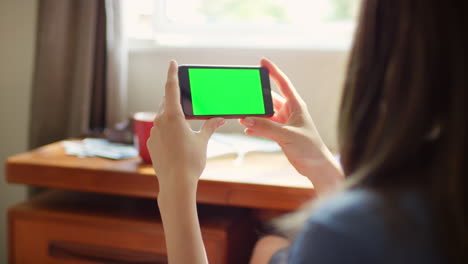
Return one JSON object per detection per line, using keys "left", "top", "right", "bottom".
{"left": 62, "top": 138, "right": 138, "bottom": 160}
{"left": 105, "top": 118, "right": 134, "bottom": 144}
{"left": 133, "top": 112, "right": 157, "bottom": 163}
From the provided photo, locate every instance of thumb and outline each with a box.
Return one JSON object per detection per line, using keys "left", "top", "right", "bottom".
{"left": 199, "top": 118, "right": 226, "bottom": 141}
{"left": 240, "top": 117, "right": 286, "bottom": 141}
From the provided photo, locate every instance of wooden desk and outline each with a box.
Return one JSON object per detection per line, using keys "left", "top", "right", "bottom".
{"left": 6, "top": 141, "right": 316, "bottom": 263}
{"left": 6, "top": 141, "right": 315, "bottom": 211}
{"left": 8, "top": 190, "right": 255, "bottom": 264}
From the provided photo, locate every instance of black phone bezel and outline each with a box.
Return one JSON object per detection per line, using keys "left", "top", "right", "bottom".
{"left": 178, "top": 65, "right": 274, "bottom": 119}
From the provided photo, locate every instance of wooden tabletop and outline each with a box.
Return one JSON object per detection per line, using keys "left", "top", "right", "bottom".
{"left": 6, "top": 141, "right": 315, "bottom": 211}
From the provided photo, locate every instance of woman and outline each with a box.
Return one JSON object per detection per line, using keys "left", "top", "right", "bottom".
{"left": 147, "top": 0, "right": 467, "bottom": 263}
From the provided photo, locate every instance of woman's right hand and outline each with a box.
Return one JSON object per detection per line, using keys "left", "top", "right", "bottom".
{"left": 240, "top": 59, "right": 343, "bottom": 193}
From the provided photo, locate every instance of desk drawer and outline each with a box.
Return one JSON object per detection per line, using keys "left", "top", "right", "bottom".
{"left": 9, "top": 191, "right": 255, "bottom": 264}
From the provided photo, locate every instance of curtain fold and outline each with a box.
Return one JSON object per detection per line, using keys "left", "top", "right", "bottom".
{"left": 29, "top": 0, "right": 127, "bottom": 149}
{"left": 88, "top": 0, "right": 108, "bottom": 133}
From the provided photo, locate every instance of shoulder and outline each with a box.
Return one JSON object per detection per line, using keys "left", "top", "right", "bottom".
{"left": 288, "top": 189, "right": 387, "bottom": 263}
{"left": 287, "top": 189, "right": 440, "bottom": 264}
{"left": 310, "top": 188, "right": 386, "bottom": 226}
{"left": 309, "top": 189, "right": 384, "bottom": 221}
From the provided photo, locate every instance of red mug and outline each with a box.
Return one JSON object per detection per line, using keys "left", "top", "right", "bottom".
{"left": 133, "top": 112, "right": 156, "bottom": 163}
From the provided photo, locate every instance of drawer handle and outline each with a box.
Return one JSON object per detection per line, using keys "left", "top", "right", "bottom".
{"left": 49, "top": 240, "right": 168, "bottom": 264}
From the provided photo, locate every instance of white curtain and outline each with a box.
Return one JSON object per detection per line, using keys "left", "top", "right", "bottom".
{"left": 105, "top": 0, "right": 128, "bottom": 128}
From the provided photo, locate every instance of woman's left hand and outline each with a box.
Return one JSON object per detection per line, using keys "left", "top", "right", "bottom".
{"left": 147, "top": 60, "right": 226, "bottom": 196}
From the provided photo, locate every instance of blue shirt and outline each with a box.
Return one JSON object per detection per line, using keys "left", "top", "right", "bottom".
{"left": 270, "top": 189, "right": 444, "bottom": 264}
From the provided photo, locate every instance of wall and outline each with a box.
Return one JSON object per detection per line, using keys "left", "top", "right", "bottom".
{"left": 127, "top": 47, "right": 348, "bottom": 151}
{"left": 0, "top": 0, "right": 37, "bottom": 261}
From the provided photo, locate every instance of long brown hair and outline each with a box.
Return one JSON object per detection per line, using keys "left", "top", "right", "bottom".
{"left": 339, "top": 0, "right": 468, "bottom": 262}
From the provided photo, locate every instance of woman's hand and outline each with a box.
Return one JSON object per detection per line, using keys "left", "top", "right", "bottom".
{"left": 240, "top": 59, "right": 343, "bottom": 193}
{"left": 146, "top": 60, "right": 225, "bottom": 264}
{"left": 147, "top": 61, "right": 225, "bottom": 195}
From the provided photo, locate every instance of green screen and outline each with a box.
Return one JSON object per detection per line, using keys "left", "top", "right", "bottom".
{"left": 188, "top": 68, "right": 265, "bottom": 115}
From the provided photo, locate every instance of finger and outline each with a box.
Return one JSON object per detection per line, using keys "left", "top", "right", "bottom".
{"left": 156, "top": 97, "right": 166, "bottom": 117}
{"left": 261, "top": 58, "right": 301, "bottom": 104}
{"left": 164, "top": 60, "right": 183, "bottom": 114}
{"left": 240, "top": 117, "right": 287, "bottom": 141}
{"left": 199, "top": 118, "right": 226, "bottom": 141}
{"left": 272, "top": 91, "right": 285, "bottom": 112}
{"left": 238, "top": 116, "right": 284, "bottom": 126}
{"left": 244, "top": 128, "right": 276, "bottom": 142}
{"left": 268, "top": 112, "right": 287, "bottom": 124}
{"left": 272, "top": 90, "right": 285, "bottom": 101}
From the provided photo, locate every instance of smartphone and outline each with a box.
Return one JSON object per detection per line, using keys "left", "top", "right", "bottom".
{"left": 178, "top": 65, "right": 274, "bottom": 119}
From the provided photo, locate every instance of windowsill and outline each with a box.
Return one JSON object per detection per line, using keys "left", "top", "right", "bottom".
{"left": 128, "top": 35, "right": 353, "bottom": 53}
{"left": 127, "top": 21, "right": 356, "bottom": 53}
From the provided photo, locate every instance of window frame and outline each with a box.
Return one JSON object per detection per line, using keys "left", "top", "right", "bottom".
{"left": 130, "top": 0, "right": 358, "bottom": 50}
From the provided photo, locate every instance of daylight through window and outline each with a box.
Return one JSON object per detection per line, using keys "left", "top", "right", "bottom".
{"left": 125, "top": 0, "right": 361, "bottom": 49}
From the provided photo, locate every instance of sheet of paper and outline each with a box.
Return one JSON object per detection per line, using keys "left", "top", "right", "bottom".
{"left": 62, "top": 138, "right": 138, "bottom": 159}
{"left": 207, "top": 133, "right": 281, "bottom": 160}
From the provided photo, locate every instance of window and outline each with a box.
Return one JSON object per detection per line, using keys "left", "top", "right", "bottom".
{"left": 124, "top": 0, "right": 361, "bottom": 49}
